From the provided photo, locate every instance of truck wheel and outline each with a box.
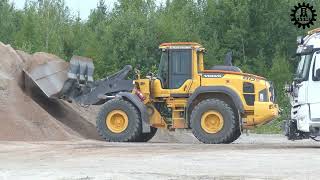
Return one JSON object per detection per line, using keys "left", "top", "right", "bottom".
{"left": 136, "top": 127, "right": 158, "bottom": 142}
{"left": 190, "top": 98, "right": 240, "bottom": 144}
{"left": 96, "top": 98, "right": 142, "bottom": 142}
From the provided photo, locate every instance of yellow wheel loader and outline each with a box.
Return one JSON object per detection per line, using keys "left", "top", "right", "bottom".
{"left": 25, "top": 42, "right": 279, "bottom": 144}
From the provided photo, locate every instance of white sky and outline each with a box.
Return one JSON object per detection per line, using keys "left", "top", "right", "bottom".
{"left": 9, "top": 0, "right": 165, "bottom": 19}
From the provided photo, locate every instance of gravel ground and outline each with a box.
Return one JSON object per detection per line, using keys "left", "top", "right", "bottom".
{"left": 0, "top": 134, "right": 319, "bottom": 180}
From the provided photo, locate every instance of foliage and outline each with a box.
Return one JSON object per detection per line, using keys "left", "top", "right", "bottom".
{"left": 1, "top": 0, "right": 317, "bottom": 133}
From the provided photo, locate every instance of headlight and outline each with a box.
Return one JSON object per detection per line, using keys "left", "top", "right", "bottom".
{"left": 259, "top": 89, "right": 268, "bottom": 102}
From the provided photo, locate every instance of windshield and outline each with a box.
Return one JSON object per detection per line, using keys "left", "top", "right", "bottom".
{"left": 295, "top": 54, "right": 312, "bottom": 80}
{"left": 158, "top": 51, "right": 168, "bottom": 88}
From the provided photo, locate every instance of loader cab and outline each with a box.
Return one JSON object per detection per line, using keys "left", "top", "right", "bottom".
{"left": 157, "top": 43, "right": 195, "bottom": 89}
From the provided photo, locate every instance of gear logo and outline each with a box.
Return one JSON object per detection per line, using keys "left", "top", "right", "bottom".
{"left": 290, "top": 2, "right": 317, "bottom": 29}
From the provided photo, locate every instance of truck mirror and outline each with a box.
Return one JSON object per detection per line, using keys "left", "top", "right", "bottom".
{"left": 316, "top": 69, "right": 320, "bottom": 81}
{"left": 297, "top": 36, "right": 304, "bottom": 45}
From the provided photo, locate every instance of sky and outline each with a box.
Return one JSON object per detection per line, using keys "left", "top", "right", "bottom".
{"left": 9, "top": 0, "right": 120, "bottom": 19}
{"left": 9, "top": 0, "right": 165, "bottom": 20}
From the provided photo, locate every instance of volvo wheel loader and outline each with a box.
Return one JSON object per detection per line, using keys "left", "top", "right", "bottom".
{"left": 25, "top": 42, "right": 279, "bottom": 144}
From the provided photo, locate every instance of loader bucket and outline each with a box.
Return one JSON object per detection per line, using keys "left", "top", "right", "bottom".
{"left": 23, "top": 55, "right": 95, "bottom": 99}
{"left": 24, "top": 60, "right": 69, "bottom": 98}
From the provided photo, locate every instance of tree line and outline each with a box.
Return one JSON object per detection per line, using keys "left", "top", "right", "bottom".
{"left": 0, "top": 0, "right": 318, "bottom": 131}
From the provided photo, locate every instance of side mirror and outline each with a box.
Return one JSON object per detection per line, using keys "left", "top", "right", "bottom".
{"left": 315, "top": 69, "right": 320, "bottom": 81}
{"left": 284, "top": 83, "right": 293, "bottom": 93}
{"left": 297, "top": 36, "right": 304, "bottom": 45}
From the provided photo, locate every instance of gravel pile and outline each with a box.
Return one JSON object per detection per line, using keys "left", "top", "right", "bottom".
{"left": 0, "top": 42, "right": 94, "bottom": 141}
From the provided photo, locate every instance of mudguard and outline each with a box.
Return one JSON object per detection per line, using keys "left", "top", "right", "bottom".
{"left": 117, "top": 92, "right": 151, "bottom": 133}
{"left": 187, "top": 86, "right": 244, "bottom": 114}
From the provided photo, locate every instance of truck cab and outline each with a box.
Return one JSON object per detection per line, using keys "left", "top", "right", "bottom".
{"left": 285, "top": 28, "right": 320, "bottom": 140}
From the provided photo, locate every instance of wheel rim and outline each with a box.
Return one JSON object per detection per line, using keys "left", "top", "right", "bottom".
{"left": 201, "top": 111, "right": 224, "bottom": 133}
{"left": 106, "top": 110, "right": 129, "bottom": 133}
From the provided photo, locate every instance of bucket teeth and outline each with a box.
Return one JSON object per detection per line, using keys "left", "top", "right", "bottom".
{"left": 68, "top": 56, "right": 94, "bottom": 84}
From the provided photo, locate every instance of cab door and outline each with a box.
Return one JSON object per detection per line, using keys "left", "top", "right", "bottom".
{"left": 168, "top": 49, "right": 193, "bottom": 96}
{"left": 308, "top": 51, "right": 320, "bottom": 121}
{"left": 153, "top": 49, "right": 193, "bottom": 98}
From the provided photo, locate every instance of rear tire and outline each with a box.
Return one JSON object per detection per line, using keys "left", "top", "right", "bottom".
{"left": 96, "top": 98, "right": 142, "bottom": 142}
{"left": 190, "top": 98, "right": 240, "bottom": 144}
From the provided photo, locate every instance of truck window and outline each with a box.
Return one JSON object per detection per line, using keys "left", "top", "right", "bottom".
{"left": 295, "top": 54, "right": 312, "bottom": 81}
{"left": 313, "top": 52, "right": 320, "bottom": 80}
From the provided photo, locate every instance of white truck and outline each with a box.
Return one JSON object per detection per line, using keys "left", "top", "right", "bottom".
{"left": 285, "top": 28, "right": 320, "bottom": 141}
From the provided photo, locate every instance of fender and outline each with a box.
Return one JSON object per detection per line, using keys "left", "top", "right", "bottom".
{"left": 187, "top": 86, "right": 244, "bottom": 114}
{"left": 117, "top": 92, "right": 151, "bottom": 133}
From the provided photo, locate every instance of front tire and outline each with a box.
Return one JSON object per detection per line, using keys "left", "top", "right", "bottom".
{"left": 136, "top": 127, "right": 158, "bottom": 142}
{"left": 96, "top": 98, "right": 142, "bottom": 142}
{"left": 190, "top": 98, "right": 240, "bottom": 144}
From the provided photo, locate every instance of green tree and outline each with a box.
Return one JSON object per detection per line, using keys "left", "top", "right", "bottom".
{"left": 268, "top": 48, "right": 292, "bottom": 112}
{"left": 0, "top": 0, "right": 18, "bottom": 44}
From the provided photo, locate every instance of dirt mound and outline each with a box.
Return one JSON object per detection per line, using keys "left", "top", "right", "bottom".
{"left": 0, "top": 42, "right": 101, "bottom": 141}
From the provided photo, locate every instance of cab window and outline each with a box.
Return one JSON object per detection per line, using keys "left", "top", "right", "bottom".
{"left": 169, "top": 49, "right": 192, "bottom": 89}
{"left": 158, "top": 51, "right": 169, "bottom": 88}
{"left": 158, "top": 49, "right": 192, "bottom": 89}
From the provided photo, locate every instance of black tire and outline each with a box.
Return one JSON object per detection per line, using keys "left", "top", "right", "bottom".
{"left": 190, "top": 98, "right": 240, "bottom": 144}
{"left": 136, "top": 127, "right": 158, "bottom": 142}
{"left": 96, "top": 98, "right": 142, "bottom": 142}
{"left": 224, "top": 112, "right": 241, "bottom": 143}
